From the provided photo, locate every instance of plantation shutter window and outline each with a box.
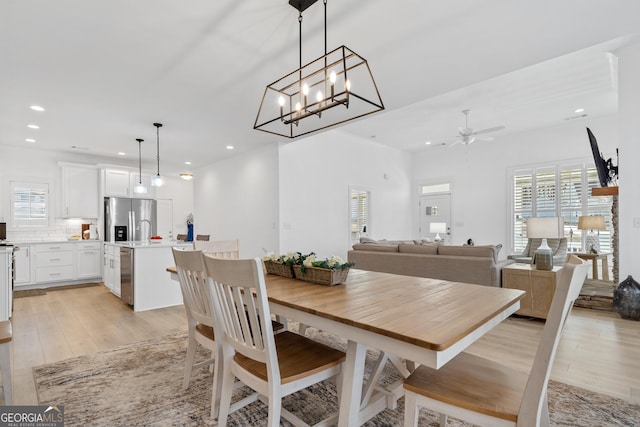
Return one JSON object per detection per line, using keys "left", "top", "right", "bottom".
{"left": 10, "top": 180, "right": 50, "bottom": 227}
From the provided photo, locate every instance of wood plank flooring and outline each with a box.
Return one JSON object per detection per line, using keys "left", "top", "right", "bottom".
{"left": 4, "top": 284, "right": 640, "bottom": 406}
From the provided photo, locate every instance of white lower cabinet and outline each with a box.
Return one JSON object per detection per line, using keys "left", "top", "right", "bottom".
{"left": 34, "top": 243, "right": 75, "bottom": 283}
{"left": 77, "top": 242, "right": 102, "bottom": 279}
{"left": 103, "top": 244, "right": 120, "bottom": 296}
{"left": 14, "top": 245, "right": 31, "bottom": 285}
{"left": 15, "top": 241, "right": 103, "bottom": 287}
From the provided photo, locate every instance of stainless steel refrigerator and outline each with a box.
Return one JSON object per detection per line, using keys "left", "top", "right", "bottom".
{"left": 104, "top": 197, "right": 157, "bottom": 242}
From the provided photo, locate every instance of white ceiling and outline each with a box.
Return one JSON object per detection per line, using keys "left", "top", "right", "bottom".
{"left": 1, "top": 1, "right": 638, "bottom": 174}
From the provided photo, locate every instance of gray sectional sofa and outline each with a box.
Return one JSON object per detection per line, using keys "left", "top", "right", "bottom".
{"left": 347, "top": 240, "right": 514, "bottom": 287}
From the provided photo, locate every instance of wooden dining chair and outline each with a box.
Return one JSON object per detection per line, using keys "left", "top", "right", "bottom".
{"left": 194, "top": 239, "right": 239, "bottom": 259}
{"left": 403, "top": 255, "right": 589, "bottom": 427}
{"left": 176, "top": 234, "right": 188, "bottom": 241}
{"left": 196, "top": 234, "right": 210, "bottom": 241}
{"left": 171, "top": 248, "right": 221, "bottom": 418}
{"left": 203, "top": 256, "right": 346, "bottom": 427}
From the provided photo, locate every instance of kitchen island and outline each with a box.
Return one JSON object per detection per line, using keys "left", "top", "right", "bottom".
{"left": 104, "top": 241, "right": 191, "bottom": 312}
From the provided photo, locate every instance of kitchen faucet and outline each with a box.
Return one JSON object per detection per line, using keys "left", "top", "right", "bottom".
{"left": 138, "top": 219, "right": 152, "bottom": 242}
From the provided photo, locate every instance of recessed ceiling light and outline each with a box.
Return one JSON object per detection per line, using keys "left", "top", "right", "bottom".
{"left": 226, "top": 145, "right": 234, "bottom": 150}
{"left": 425, "top": 141, "right": 431, "bottom": 145}
{"left": 180, "top": 173, "right": 193, "bottom": 180}
{"left": 574, "top": 108, "right": 585, "bottom": 113}
{"left": 184, "top": 161, "right": 192, "bottom": 165}
{"left": 117, "top": 152, "right": 126, "bottom": 156}
{"left": 25, "top": 138, "right": 36, "bottom": 143}
{"left": 26, "top": 124, "right": 40, "bottom": 129}
{"left": 30, "top": 105, "right": 45, "bottom": 112}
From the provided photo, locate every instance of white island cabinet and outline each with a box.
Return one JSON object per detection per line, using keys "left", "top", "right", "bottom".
{"left": 104, "top": 241, "right": 190, "bottom": 312}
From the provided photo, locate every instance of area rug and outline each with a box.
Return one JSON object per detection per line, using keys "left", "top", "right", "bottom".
{"left": 33, "top": 328, "right": 640, "bottom": 426}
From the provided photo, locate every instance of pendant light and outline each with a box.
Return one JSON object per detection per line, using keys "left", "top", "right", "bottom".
{"left": 134, "top": 138, "right": 147, "bottom": 194}
{"left": 151, "top": 122, "right": 164, "bottom": 187}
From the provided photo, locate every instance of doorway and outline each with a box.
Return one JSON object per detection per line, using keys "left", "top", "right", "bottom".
{"left": 419, "top": 193, "right": 451, "bottom": 244}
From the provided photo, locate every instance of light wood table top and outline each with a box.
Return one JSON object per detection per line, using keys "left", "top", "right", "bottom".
{"left": 264, "top": 269, "right": 524, "bottom": 352}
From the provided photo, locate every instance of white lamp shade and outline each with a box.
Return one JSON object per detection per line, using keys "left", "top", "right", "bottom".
{"left": 429, "top": 222, "right": 447, "bottom": 234}
{"left": 577, "top": 215, "right": 606, "bottom": 231}
{"left": 526, "top": 217, "right": 561, "bottom": 238}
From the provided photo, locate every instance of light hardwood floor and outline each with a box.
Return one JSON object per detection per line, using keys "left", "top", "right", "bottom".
{"left": 4, "top": 284, "right": 640, "bottom": 406}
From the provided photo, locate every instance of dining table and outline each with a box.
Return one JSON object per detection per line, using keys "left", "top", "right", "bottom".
{"left": 167, "top": 266, "right": 525, "bottom": 426}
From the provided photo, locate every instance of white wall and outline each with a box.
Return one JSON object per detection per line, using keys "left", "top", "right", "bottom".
{"left": 412, "top": 115, "right": 618, "bottom": 254}
{"left": 193, "top": 144, "right": 280, "bottom": 258}
{"left": 617, "top": 41, "right": 640, "bottom": 281}
{"left": 155, "top": 176, "right": 194, "bottom": 238}
{"left": 279, "top": 130, "right": 413, "bottom": 260}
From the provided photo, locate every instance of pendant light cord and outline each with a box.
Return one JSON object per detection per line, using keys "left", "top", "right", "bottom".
{"left": 136, "top": 138, "right": 143, "bottom": 183}
{"left": 153, "top": 123, "right": 163, "bottom": 177}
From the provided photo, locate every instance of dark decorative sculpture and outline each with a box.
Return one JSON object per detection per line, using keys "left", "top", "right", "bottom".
{"left": 613, "top": 275, "right": 640, "bottom": 321}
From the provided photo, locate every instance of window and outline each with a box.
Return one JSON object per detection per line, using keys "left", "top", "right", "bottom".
{"left": 9, "top": 180, "right": 51, "bottom": 227}
{"left": 350, "top": 188, "right": 369, "bottom": 242}
{"left": 511, "top": 165, "right": 612, "bottom": 253}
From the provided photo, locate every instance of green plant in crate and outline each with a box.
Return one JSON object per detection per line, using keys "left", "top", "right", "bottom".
{"left": 300, "top": 254, "right": 354, "bottom": 274}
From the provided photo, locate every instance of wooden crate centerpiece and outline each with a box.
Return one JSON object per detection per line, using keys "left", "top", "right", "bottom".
{"left": 293, "top": 265, "right": 350, "bottom": 286}
{"left": 263, "top": 261, "right": 294, "bottom": 278}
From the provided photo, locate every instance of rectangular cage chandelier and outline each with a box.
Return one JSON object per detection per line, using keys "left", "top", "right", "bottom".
{"left": 254, "top": 0, "right": 384, "bottom": 139}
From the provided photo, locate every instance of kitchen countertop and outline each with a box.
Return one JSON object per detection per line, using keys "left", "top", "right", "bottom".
{"left": 105, "top": 241, "right": 192, "bottom": 248}
{"left": 12, "top": 239, "right": 103, "bottom": 245}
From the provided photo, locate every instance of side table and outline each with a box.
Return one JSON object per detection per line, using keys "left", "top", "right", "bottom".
{"left": 502, "top": 263, "right": 562, "bottom": 319}
{"left": 573, "top": 252, "right": 610, "bottom": 281}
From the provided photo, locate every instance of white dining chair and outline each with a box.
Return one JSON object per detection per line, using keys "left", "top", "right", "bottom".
{"left": 171, "top": 248, "right": 220, "bottom": 417}
{"left": 203, "top": 255, "right": 346, "bottom": 427}
{"left": 403, "top": 255, "right": 589, "bottom": 427}
{"left": 194, "top": 239, "right": 239, "bottom": 259}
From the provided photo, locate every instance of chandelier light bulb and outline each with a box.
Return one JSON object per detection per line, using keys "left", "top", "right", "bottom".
{"left": 295, "top": 101, "right": 301, "bottom": 112}
{"left": 278, "top": 95, "right": 285, "bottom": 121}
{"left": 302, "top": 83, "right": 309, "bottom": 95}
{"left": 329, "top": 70, "right": 337, "bottom": 84}
{"left": 316, "top": 91, "right": 323, "bottom": 103}
{"left": 345, "top": 80, "right": 351, "bottom": 91}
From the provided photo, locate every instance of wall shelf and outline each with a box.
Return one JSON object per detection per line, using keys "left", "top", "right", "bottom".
{"left": 592, "top": 186, "right": 618, "bottom": 196}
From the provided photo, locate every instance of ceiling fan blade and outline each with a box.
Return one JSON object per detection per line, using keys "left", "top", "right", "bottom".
{"left": 474, "top": 126, "right": 505, "bottom": 135}
{"left": 475, "top": 135, "right": 495, "bottom": 142}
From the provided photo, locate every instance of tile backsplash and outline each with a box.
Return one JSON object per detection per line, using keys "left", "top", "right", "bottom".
{"left": 6, "top": 218, "right": 100, "bottom": 242}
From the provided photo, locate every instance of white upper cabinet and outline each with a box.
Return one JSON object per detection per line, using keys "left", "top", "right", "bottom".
{"left": 104, "top": 168, "right": 131, "bottom": 197}
{"left": 61, "top": 164, "right": 99, "bottom": 218}
{"left": 103, "top": 168, "right": 155, "bottom": 198}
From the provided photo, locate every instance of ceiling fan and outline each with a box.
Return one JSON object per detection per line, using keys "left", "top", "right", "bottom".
{"left": 447, "top": 109, "right": 505, "bottom": 145}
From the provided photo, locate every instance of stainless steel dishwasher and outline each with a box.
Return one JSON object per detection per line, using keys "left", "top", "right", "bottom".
{"left": 120, "top": 247, "right": 134, "bottom": 305}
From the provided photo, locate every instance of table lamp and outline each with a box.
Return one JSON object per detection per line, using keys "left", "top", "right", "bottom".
{"left": 526, "top": 217, "right": 561, "bottom": 270}
{"left": 429, "top": 222, "right": 447, "bottom": 242}
{"left": 577, "top": 215, "right": 606, "bottom": 253}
